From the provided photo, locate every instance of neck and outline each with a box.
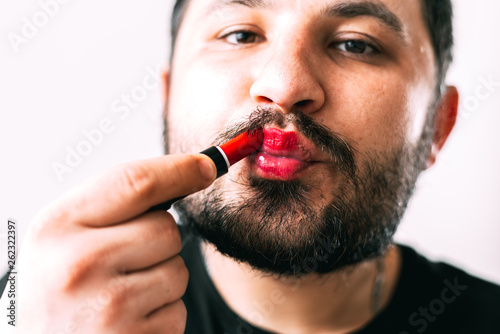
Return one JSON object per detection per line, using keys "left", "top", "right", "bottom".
{"left": 202, "top": 242, "right": 401, "bottom": 334}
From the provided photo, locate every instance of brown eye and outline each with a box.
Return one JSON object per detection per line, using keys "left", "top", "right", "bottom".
{"left": 223, "top": 31, "right": 260, "bottom": 44}
{"left": 336, "top": 40, "right": 379, "bottom": 55}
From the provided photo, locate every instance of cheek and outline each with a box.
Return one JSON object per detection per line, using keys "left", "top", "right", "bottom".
{"left": 321, "top": 69, "right": 411, "bottom": 156}
{"left": 405, "top": 79, "right": 435, "bottom": 143}
{"left": 167, "top": 59, "right": 252, "bottom": 153}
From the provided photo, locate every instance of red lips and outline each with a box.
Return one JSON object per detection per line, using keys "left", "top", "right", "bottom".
{"left": 262, "top": 128, "right": 298, "bottom": 151}
{"left": 252, "top": 128, "right": 315, "bottom": 180}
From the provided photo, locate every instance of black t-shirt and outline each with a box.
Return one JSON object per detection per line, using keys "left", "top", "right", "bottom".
{"left": 179, "top": 227, "right": 500, "bottom": 334}
{"left": 2, "top": 226, "right": 499, "bottom": 333}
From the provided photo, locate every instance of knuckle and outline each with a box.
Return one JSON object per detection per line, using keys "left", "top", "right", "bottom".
{"left": 59, "top": 253, "right": 100, "bottom": 293}
{"left": 151, "top": 300, "right": 187, "bottom": 334}
{"left": 59, "top": 242, "right": 114, "bottom": 293}
{"left": 141, "top": 214, "right": 182, "bottom": 253}
{"left": 96, "top": 278, "right": 131, "bottom": 327}
{"left": 153, "top": 256, "right": 189, "bottom": 302}
{"left": 146, "top": 300, "right": 187, "bottom": 334}
{"left": 161, "top": 255, "right": 189, "bottom": 283}
{"left": 116, "top": 164, "right": 155, "bottom": 201}
{"left": 165, "top": 256, "right": 189, "bottom": 299}
{"left": 161, "top": 220, "right": 183, "bottom": 254}
{"left": 172, "top": 256, "right": 189, "bottom": 284}
{"left": 107, "top": 275, "right": 131, "bottom": 303}
{"left": 170, "top": 300, "right": 188, "bottom": 333}
{"left": 106, "top": 288, "right": 128, "bottom": 316}
{"left": 99, "top": 301, "right": 121, "bottom": 328}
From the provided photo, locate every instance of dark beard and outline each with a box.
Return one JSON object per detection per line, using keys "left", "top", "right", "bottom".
{"left": 173, "top": 107, "right": 433, "bottom": 277}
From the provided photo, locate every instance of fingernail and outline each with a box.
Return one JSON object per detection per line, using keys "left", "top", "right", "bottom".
{"left": 197, "top": 156, "right": 216, "bottom": 182}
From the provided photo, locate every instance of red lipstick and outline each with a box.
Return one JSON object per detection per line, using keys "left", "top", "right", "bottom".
{"left": 149, "top": 129, "right": 264, "bottom": 211}
{"left": 262, "top": 128, "right": 298, "bottom": 151}
{"left": 219, "top": 130, "right": 266, "bottom": 166}
{"left": 253, "top": 128, "right": 313, "bottom": 180}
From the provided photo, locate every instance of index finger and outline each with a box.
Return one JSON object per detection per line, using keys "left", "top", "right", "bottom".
{"left": 50, "top": 154, "right": 216, "bottom": 226}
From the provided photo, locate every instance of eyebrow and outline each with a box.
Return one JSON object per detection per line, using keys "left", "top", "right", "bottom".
{"left": 208, "top": 0, "right": 405, "bottom": 38}
{"left": 209, "top": 0, "right": 270, "bottom": 12}
{"left": 323, "top": 1, "right": 404, "bottom": 36}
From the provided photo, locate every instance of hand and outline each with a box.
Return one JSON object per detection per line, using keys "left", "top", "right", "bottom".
{"left": 17, "top": 154, "right": 216, "bottom": 333}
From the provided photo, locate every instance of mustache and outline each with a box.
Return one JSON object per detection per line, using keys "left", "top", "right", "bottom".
{"left": 213, "top": 107, "right": 357, "bottom": 180}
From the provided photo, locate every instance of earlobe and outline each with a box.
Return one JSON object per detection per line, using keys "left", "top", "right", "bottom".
{"left": 162, "top": 69, "right": 170, "bottom": 118}
{"left": 426, "top": 86, "right": 459, "bottom": 168}
{"left": 163, "top": 69, "right": 170, "bottom": 101}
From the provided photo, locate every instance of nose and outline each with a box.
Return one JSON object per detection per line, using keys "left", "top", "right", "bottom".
{"left": 250, "top": 38, "right": 325, "bottom": 115}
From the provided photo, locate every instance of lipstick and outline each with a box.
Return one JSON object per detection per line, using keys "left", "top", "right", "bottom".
{"left": 149, "top": 129, "right": 263, "bottom": 211}
{"left": 253, "top": 128, "right": 313, "bottom": 180}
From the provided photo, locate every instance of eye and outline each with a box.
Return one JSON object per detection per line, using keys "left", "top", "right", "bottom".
{"left": 335, "top": 40, "right": 380, "bottom": 55}
{"left": 221, "top": 30, "right": 262, "bottom": 45}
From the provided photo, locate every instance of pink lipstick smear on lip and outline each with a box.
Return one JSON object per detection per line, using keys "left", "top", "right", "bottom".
{"left": 254, "top": 128, "right": 312, "bottom": 180}
{"left": 262, "top": 128, "right": 298, "bottom": 151}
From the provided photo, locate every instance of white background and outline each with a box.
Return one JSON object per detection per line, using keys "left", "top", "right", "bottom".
{"left": 0, "top": 0, "right": 499, "bottom": 313}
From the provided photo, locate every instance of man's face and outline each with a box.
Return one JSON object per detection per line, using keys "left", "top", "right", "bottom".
{"left": 166, "top": 0, "right": 437, "bottom": 275}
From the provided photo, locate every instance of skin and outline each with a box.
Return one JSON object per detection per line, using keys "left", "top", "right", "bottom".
{"left": 166, "top": 0, "right": 458, "bottom": 332}
{"left": 17, "top": 0, "right": 458, "bottom": 333}
{"left": 167, "top": 0, "right": 457, "bottom": 213}
{"left": 17, "top": 155, "right": 217, "bottom": 333}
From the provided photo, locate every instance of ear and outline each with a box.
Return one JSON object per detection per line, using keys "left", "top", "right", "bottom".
{"left": 426, "top": 86, "right": 459, "bottom": 168}
{"left": 162, "top": 68, "right": 170, "bottom": 118}
{"left": 163, "top": 68, "right": 170, "bottom": 101}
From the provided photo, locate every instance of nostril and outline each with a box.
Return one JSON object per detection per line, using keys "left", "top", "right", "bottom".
{"left": 255, "top": 96, "right": 274, "bottom": 105}
{"left": 296, "top": 100, "right": 312, "bottom": 107}
{"left": 293, "top": 99, "right": 322, "bottom": 115}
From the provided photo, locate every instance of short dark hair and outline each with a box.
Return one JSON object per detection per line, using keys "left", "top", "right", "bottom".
{"left": 169, "top": 0, "right": 453, "bottom": 89}
{"left": 419, "top": 0, "right": 454, "bottom": 92}
{"left": 170, "top": 0, "right": 190, "bottom": 63}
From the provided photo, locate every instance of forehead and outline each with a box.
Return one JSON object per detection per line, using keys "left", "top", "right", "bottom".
{"left": 182, "top": 0, "right": 425, "bottom": 29}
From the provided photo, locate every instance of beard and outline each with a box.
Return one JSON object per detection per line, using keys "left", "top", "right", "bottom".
{"left": 167, "top": 107, "right": 433, "bottom": 277}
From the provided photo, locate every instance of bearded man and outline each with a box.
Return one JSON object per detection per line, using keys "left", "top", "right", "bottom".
{"left": 5, "top": 0, "right": 500, "bottom": 333}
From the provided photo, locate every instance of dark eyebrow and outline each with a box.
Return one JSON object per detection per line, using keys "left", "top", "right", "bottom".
{"left": 209, "top": 0, "right": 270, "bottom": 12}
{"left": 208, "top": 0, "right": 406, "bottom": 40}
{"left": 323, "top": 1, "right": 404, "bottom": 36}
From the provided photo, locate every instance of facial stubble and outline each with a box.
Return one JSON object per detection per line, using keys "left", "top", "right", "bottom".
{"left": 167, "top": 107, "right": 433, "bottom": 277}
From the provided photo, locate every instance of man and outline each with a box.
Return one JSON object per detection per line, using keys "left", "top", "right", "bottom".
{"left": 5, "top": 0, "right": 500, "bottom": 333}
